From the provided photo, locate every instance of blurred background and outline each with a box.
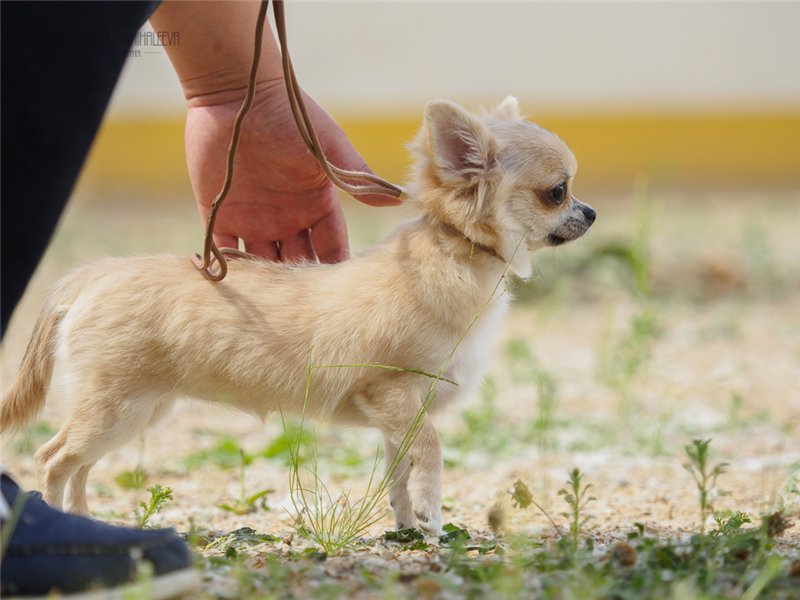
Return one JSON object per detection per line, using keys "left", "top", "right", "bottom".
{"left": 91, "top": 1, "right": 800, "bottom": 200}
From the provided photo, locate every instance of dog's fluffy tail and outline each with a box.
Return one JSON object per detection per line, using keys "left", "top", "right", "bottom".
{"left": 1, "top": 283, "right": 73, "bottom": 432}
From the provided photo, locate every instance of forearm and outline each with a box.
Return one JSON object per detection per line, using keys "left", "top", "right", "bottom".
{"left": 150, "top": 0, "right": 282, "bottom": 106}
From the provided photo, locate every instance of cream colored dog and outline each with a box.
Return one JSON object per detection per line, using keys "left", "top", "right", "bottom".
{"left": 1, "top": 97, "right": 595, "bottom": 534}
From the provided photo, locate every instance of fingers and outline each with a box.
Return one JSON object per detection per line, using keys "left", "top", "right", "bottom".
{"left": 335, "top": 161, "right": 405, "bottom": 207}
{"left": 213, "top": 233, "right": 240, "bottom": 251}
{"left": 244, "top": 227, "right": 332, "bottom": 262}
{"left": 243, "top": 240, "right": 280, "bottom": 261}
{"left": 276, "top": 229, "right": 315, "bottom": 262}
{"left": 314, "top": 107, "right": 405, "bottom": 208}
{"left": 348, "top": 186, "right": 405, "bottom": 208}
{"left": 216, "top": 231, "right": 282, "bottom": 261}
{"left": 310, "top": 210, "right": 349, "bottom": 263}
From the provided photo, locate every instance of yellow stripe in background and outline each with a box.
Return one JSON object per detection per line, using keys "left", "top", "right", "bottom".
{"left": 82, "top": 111, "right": 800, "bottom": 200}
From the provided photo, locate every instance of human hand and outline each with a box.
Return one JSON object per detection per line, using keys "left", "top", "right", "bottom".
{"left": 152, "top": 0, "right": 400, "bottom": 262}
{"left": 186, "top": 82, "right": 399, "bottom": 262}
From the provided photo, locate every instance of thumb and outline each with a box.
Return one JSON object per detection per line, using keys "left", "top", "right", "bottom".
{"left": 316, "top": 113, "right": 404, "bottom": 208}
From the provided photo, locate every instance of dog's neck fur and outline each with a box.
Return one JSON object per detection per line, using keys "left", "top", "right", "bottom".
{"left": 383, "top": 217, "right": 509, "bottom": 325}
{"left": 436, "top": 220, "right": 505, "bottom": 263}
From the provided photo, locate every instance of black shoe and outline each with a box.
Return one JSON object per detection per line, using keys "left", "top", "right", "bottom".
{"left": 1, "top": 474, "right": 199, "bottom": 598}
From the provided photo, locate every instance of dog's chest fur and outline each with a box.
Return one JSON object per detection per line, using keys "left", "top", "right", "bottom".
{"left": 436, "top": 293, "right": 508, "bottom": 407}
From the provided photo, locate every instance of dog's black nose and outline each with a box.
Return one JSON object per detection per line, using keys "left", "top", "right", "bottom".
{"left": 581, "top": 205, "right": 596, "bottom": 223}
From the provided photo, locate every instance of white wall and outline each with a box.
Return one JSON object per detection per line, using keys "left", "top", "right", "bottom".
{"left": 108, "top": 1, "right": 800, "bottom": 119}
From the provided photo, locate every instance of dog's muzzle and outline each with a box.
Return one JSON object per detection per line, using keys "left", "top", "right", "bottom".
{"left": 545, "top": 199, "right": 596, "bottom": 246}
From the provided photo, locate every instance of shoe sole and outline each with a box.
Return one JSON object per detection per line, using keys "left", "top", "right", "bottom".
{"left": 4, "top": 567, "right": 201, "bottom": 600}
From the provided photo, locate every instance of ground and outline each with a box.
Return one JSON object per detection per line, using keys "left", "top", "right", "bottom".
{"left": 2, "top": 189, "right": 799, "bottom": 598}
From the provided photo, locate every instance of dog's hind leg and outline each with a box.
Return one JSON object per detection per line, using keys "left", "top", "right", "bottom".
{"left": 37, "top": 388, "right": 173, "bottom": 514}
{"left": 34, "top": 428, "right": 74, "bottom": 510}
{"left": 65, "top": 462, "right": 95, "bottom": 515}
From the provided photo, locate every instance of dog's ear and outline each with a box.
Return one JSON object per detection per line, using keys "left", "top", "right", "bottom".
{"left": 424, "top": 100, "right": 496, "bottom": 186}
{"left": 491, "top": 96, "right": 521, "bottom": 120}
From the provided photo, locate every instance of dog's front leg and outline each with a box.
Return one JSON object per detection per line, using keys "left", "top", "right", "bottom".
{"left": 383, "top": 436, "right": 414, "bottom": 529}
{"left": 356, "top": 388, "right": 443, "bottom": 535}
{"left": 403, "top": 417, "right": 443, "bottom": 535}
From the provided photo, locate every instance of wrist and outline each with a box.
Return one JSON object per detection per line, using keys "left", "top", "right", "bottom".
{"left": 182, "top": 75, "right": 284, "bottom": 109}
{"left": 150, "top": 0, "right": 283, "bottom": 107}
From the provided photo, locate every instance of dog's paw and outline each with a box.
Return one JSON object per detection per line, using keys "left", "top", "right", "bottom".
{"left": 414, "top": 509, "right": 443, "bottom": 536}
{"left": 390, "top": 497, "right": 415, "bottom": 531}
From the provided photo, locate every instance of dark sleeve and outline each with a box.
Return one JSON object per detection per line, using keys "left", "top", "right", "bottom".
{"left": 1, "top": 1, "right": 161, "bottom": 335}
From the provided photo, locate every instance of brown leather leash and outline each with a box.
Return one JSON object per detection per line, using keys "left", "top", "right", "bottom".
{"left": 192, "top": 0, "right": 407, "bottom": 281}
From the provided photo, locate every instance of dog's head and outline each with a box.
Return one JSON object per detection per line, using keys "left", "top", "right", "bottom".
{"left": 409, "top": 97, "right": 595, "bottom": 278}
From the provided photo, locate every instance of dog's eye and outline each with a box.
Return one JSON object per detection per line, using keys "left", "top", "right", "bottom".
{"left": 549, "top": 183, "right": 567, "bottom": 205}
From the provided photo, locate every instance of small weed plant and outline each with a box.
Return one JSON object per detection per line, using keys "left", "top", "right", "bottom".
{"left": 217, "top": 448, "right": 274, "bottom": 515}
{"left": 684, "top": 438, "right": 729, "bottom": 535}
{"left": 448, "top": 376, "right": 510, "bottom": 457}
{"left": 594, "top": 188, "right": 662, "bottom": 427}
{"left": 184, "top": 435, "right": 251, "bottom": 470}
{"left": 114, "top": 466, "right": 148, "bottom": 491}
{"left": 559, "top": 467, "right": 596, "bottom": 554}
{"left": 260, "top": 421, "right": 314, "bottom": 465}
{"left": 510, "top": 478, "right": 561, "bottom": 534}
{"left": 504, "top": 338, "right": 560, "bottom": 451}
{"left": 135, "top": 484, "right": 173, "bottom": 528}
{"left": 593, "top": 177, "right": 653, "bottom": 299}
